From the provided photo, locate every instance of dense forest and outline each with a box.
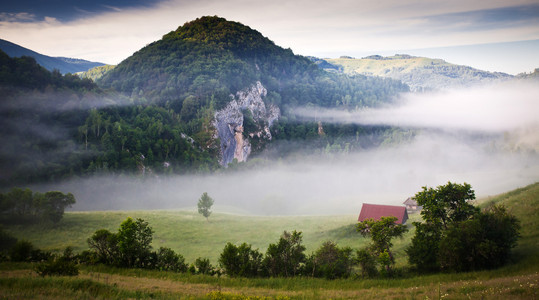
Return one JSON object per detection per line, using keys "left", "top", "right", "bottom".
{"left": 0, "top": 16, "right": 410, "bottom": 186}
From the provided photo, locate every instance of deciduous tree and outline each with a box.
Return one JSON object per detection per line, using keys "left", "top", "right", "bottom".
{"left": 197, "top": 192, "right": 214, "bottom": 221}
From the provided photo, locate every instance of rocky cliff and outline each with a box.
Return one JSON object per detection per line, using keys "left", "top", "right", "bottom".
{"left": 213, "top": 81, "right": 280, "bottom": 166}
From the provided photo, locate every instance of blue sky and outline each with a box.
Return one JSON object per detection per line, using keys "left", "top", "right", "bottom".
{"left": 1, "top": 0, "right": 538, "bottom": 74}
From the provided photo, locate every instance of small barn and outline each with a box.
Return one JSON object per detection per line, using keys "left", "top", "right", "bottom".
{"left": 358, "top": 203, "right": 408, "bottom": 224}
{"left": 403, "top": 197, "right": 422, "bottom": 213}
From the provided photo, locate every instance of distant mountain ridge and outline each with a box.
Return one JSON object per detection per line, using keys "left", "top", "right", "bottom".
{"left": 325, "top": 54, "right": 514, "bottom": 91}
{"left": 0, "top": 39, "right": 105, "bottom": 74}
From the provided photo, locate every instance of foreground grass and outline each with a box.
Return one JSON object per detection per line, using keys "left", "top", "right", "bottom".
{"left": 1, "top": 263, "right": 537, "bottom": 299}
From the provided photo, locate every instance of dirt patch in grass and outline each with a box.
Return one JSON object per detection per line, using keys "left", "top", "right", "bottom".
{"left": 2, "top": 268, "right": 537, "bottom": 299}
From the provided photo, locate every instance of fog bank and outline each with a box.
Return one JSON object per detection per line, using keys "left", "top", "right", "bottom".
{"left": 292, "top": 82, "right": 539, "bottom": 133}
{"left": 32, "top": 131, "right": 538, "bottom": 215}
{"left": 30, "top": 82, "right": 539, "bottom": 215}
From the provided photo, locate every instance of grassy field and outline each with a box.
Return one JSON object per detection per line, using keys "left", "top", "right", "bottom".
{"left": 3, "top": 209, "right": 422, "bottom": 264}
{"left": 1, "top": 182, "right": 538, "bottom": 299}
{"left": 327, "top": 55, "right": 452, "bottom": 76}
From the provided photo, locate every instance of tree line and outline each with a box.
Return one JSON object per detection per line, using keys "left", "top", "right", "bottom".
{"left": 0, "top": 188, "right": 75, "bottom": 224}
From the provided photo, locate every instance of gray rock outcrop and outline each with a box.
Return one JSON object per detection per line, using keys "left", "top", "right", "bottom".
{"left": 213, "top": 81, "right": 280, "bottom": 166}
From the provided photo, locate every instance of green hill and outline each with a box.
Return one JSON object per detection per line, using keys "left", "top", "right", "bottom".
{"left": 83, "top": 16, "right": 408, "bottom": 171}
{"left": 99, "top": 16, "right": 406, "bottom": 108}
{"left": 77, "top": 64, "right": 116, "bottom": 81}
{"left": 0, "top": 17, "right": 408, "bottom": 185}
{"left": 327, "top": 54, "right": 513, "bottom": 91}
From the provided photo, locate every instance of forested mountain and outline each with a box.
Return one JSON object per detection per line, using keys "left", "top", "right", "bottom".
{"left": 0, "top": 50, "right": 118, "bottom": 185}
{"left": 0, "top": 16, "right": 409, "bottom": 185}
{"left": 326, "top": 55, "right": 513, "bottom": 91}
{"left": 93, "top": 16, "right": 408, "bottom": 168}
{"left": 0, "top": 39, "right": 105, "bottom": 74}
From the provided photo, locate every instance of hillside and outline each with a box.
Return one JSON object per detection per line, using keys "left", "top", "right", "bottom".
{"left": 4, "top": 182, "right": 537, "bottom": 266}
{"left": 0, "top": 50, "right": 121, "bottom": 186}
{"left": 0, "top": 16, "right": 409, "bottom": 185}
{"left": 0, "top": 39, "right": 105, "bottom": 74}
{"left": 326, "top": 54, "right": 513, "bottom": 91}
{"left": 1, "top": 183, "right": 537, "bottom": 299}
{"left": 77, "top": 64, "right": 116, "bottom": 81}
{"left": 91, "top": 16, "right": 408, "bottom": 169}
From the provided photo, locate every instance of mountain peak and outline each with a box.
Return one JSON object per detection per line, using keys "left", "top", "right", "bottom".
{"left": 162, "top": 16, "right": 277, "bottom": 57}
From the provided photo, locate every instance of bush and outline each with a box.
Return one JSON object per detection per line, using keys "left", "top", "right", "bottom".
{"left": 9, "top": 240, "right": 50, "bottom": 262}
{"left": 155, "top": 247, "right": 188, "bottom": 272}
{"left": 438, "top": 205, "right": 520, "bottom": 272}
{"left": 355, "top": 247, "right": 378, "bottom": 278}
{"left": 35, "top": 247, "right": 79, "bottom": 276}
{"left": 116, "top": 217, "right": 153, "bottom": 268}
{"left": 0, "top": 226, "right": 17, "bottom": 253}
{"left": 306, "top": 241, "right": 355, "bottom": 279}
{"left": 194, "top": 257, "right": 214, "bottom": 275}
{"left": 87, "top": 229, "right": 118, "bottom": 265}
{"left": 264, "top": 231, "right": 306, "bottom": 277}
{"left": 219, "top": 242, "right": 263, "bottom": 277}
{"left": 406, "top": 222, "right": 441, "bottom": 272}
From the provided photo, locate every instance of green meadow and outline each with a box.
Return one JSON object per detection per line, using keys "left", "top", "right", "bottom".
{"left": 1, "top": 182, "right": 538, "bottom": 299}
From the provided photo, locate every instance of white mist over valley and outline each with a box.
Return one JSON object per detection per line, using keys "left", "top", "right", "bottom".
{"left": 32, "top": 82, "right": 539, "bottom": 215}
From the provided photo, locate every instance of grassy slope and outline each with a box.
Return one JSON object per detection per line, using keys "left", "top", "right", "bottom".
{"left": 2, "top": 182, "right": 538, "bottom": 299}
{"left": 5, "top": 210, "right": 420, "bottom": 265}
{"left": 327, "top": 56, "right": 450, "bottom": 76}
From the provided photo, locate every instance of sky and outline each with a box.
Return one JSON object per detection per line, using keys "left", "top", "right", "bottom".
{"left": 1, "top": 0, "right": 539, "bottom": 74}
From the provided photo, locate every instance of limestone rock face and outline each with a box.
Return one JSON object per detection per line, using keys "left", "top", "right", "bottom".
{"left": 213, "top": 81, "right": 279, "bottom": 166}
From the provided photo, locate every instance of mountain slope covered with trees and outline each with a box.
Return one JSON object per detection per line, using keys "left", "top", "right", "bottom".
{"left": 1, "top": 16, "right": 409, "bottom": 185}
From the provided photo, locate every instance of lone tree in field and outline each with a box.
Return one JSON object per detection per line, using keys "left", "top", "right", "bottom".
{"left": 197, "top": 192, "right": 214, "bottom": 221}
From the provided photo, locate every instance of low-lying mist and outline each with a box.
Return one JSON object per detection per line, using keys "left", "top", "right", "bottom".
{"left": 32, "top": 82, "right": 539, "bottom": 215}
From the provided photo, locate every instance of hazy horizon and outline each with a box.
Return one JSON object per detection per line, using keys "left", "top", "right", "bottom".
{"left": 1, "top": 1, "right": 539, "bottom": 74}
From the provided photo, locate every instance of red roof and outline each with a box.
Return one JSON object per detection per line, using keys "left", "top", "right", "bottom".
{"left": 358, "top": 203, "right": 408, "bottom": 224}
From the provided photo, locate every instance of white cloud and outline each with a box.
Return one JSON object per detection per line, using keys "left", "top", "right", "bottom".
{"left": 0, "top": 0, "right": 538, "bottom": 67}
{"left": 0, "top": 12, "right": 36, "bottom": 22}
{"left": 293, "top": 82, "right": 539, "bottom": 133}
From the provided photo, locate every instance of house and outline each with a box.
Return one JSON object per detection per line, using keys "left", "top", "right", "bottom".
{"left": 403, "top": 197, "right": 422, "bottom": 213}
{"left": 358, "top": 203, "right": 408, "bottom": 224}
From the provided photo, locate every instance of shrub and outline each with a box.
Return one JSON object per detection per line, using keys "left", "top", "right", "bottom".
{"left": 155, "top": 247, "right": 188, "bottom": 272}
{"left": 87, "top": 229, "right": 118, "bottom": 265}
{"left": 194, "top": 257, "right": 214, "bottom": 275}
{"left": 438, "top": 205, "right": 520, "bottom": 272}
{"left": 264, "top": 230, "right": 306, "bottom": 277}
{"left": 35, "top": 247, "right": 79, "bottom": 276}
{"left": 406, "top": 222, "right": 441, "bottom": 272}
{"left": 117, "top": 217, "right": 153, "bottom": 268}
{"left": 356, "top": 247, "right": 378, "bottom": 278}
{"left": 307, "top": 241, "right": 355, "bottom": 279}
{"left": 219, "top": 242, "right": 263, "bottom": 277}
{"left": 0, "top": 226, "right": 17, "bottom": 253}
{"left": 9, "top": 240, "right": 50, "bottom": 262}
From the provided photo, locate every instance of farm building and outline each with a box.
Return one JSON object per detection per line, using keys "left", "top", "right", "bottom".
{"left": 358, "top": 203, "right": 408, "bottom": 224}
{"left": 403, "top": 197, "right": 422, "bottom": 213}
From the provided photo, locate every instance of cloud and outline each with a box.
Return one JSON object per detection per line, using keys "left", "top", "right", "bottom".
{"left": 22, "top": 81, "right": 539, "bottom": 215}
{"left": 32, "top": 129, "right": 539, "bottom": 215}
{"left": 1, "top": 0, "right": 538, "bottom": 66}
{"left": 292, "top": 81, "right": 539, "bottom": 133}
{"left": 0, "top": 12, "right": 36, "bottom": 22}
